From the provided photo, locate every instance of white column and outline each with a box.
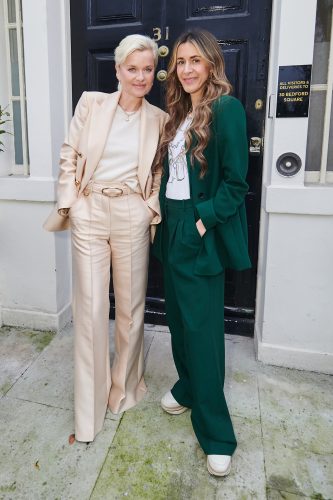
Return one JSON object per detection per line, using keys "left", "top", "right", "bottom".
{"left": 255, "top": 0, "right": 333, "bottom": 374}
{"left": 0, "top": 0, "right": 73, "bottom": 330}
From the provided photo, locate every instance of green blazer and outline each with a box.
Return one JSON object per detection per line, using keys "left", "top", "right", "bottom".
{"left": 153, "top": 95, "right": 251, "bottom": 276}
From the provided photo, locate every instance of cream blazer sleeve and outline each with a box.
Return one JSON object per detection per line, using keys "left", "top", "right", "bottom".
{"left": 57, "top": 91, "right": 90, "bottom": 210}
{"left": 145, "top": 109, "right": 168, "bottom": 224}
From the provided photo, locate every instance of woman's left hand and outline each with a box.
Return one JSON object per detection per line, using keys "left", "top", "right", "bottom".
{"left": 196, "top": 219, "right": 207, "bottom": 237}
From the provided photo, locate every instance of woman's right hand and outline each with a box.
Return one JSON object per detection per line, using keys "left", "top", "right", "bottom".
{"left": 196, "top": 219, "right": 206, "bottom": 237}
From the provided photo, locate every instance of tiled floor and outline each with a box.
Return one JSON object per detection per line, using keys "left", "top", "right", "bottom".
{"left": 0, "top": 323, "right": 332, "bottom": 500}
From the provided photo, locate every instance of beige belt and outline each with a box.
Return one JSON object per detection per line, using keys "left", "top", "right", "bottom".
{"left": 83, "top": 182, "right": 140, "bottom": 198}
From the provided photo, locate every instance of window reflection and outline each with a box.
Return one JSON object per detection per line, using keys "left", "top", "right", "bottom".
{"left": 7, "top": 0, "right": 16, "bottom": 23}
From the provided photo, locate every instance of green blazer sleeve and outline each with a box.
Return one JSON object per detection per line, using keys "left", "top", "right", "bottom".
{"left": 196, "top": 96, "right": 249, "bottom": 230}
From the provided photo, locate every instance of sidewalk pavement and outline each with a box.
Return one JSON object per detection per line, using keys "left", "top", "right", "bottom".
{"left": 0, "top": 322, "right": 332, "bottom": 500}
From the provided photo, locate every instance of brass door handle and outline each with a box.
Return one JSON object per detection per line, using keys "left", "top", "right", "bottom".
{"left": 156, "top": 70, "right": 167, "bottom": 82}
{"left": 158, "top": 45, "right": 169, "bottom": 57}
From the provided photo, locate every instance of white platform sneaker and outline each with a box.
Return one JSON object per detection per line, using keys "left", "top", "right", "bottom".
{"left": 207, "top": 455, "right": 232, "bottom": 476}
{"left": 161, "top": 391, "right": 188, "bottom": 415}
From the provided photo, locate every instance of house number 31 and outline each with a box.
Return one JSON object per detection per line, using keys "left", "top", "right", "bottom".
{"left": 153, "top": 26, "right": 170, "bottom": 41}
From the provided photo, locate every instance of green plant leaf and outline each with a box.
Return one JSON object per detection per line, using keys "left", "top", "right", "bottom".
{"left": 0, "top": 103, "right": 12, "bottom": 151}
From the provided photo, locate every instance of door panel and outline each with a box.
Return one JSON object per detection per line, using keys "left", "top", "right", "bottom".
{"left": 187, "top": 1, "right": 248, "bottom": 16}
{"left": 91, "top": 0, "right": 143, "bottom": 23}
{"left": 71, "top": 0, "right": 163, "bottom": 108}
{"left": 69, "top": 0, "right": 272, "bottom": 335}
{"left": 222, "top": 43, "right": 248, "bottom": 102}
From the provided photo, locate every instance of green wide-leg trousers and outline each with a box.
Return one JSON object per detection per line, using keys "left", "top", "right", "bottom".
{"left": 162, "top": 198, "right": 237, "bottom": 456}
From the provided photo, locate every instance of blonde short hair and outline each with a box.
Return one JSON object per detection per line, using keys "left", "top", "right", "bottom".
{"left": 114, "top": 34, "right": 159, "bottom": 67}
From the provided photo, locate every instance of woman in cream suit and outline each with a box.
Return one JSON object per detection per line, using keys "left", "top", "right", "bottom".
{"left": 44, "top": 34, "right": 167, "bottom": 442}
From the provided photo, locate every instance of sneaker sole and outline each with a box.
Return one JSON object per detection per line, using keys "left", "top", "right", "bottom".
{"left": 207, "top": 458, "right": 231, "bottom": 477}
{"left": 160, "top": 402, "right": 188, "bottom": 415}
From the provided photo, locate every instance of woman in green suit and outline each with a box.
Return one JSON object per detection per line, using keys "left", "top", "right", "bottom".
{"left": 153, "top": 30, "right": 251, "bottom": 476}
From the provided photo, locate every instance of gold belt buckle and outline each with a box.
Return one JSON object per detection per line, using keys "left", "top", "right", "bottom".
{"left": 101, "top": 187, "right": 123, "bottom": 197}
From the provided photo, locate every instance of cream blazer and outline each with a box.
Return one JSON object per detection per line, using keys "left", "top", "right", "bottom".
{"left": 44, "top": 91, "right": 167, "bottom": 240}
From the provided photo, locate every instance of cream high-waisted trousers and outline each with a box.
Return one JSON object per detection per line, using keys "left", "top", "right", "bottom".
{"left": 69, "top": 182, "right": 152, "bottom": 442}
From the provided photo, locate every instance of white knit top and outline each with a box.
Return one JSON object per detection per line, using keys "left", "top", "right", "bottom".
{"left": 93, "top": 105, "right": 141, "bottom": 191}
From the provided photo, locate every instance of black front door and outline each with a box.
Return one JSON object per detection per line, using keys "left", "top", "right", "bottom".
{"left": 70, "top": 0, "right": 272, "bottom": 335}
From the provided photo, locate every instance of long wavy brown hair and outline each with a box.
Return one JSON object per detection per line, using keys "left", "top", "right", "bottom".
{"left": 154, "top": 30, "right": 232, "bottom": 178}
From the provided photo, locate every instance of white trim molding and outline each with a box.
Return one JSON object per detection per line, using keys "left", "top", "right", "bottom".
{"left": 256, "top": 327, "right": 333, "bottom": 375}
{"left": 1, "top": 304, "right": 72, "bottom": 332}
{"left": 0, "top": 176, "right": 57, "bottom": 201}
{"left": 264, "top": 183, "right": 333, "bottom": 215}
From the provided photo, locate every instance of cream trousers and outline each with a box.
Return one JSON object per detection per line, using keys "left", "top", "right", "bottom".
{"left": 69, "top": 183, "right": 152, "bottom": 442}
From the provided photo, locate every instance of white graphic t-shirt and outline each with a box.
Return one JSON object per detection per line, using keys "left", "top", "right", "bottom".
{"left": 166, "top": 116, "right": 192, "bottom": 200}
